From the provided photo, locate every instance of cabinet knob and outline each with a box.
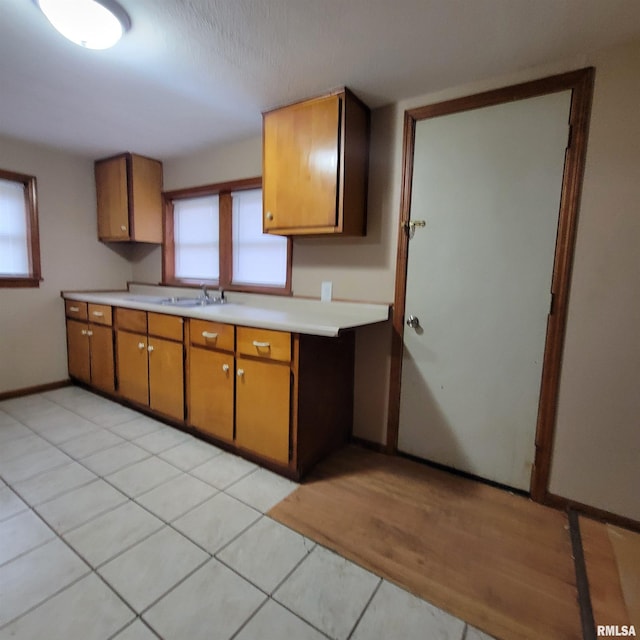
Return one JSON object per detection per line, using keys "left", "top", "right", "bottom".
{"left": 266, "top": 211, "right": 274, "bottom": 221}
{"left": 81, "top": 329, "right": 88, "bottom": 336}
{"left": 237, "top": 368, "right": 244, "bottom": 377}
{"left": 147, "top": 345, "right": 154, "bottom": 353}
{"left": 137, "top": 342, "right": 145, "bottom": 350}
{"left": 120, "top": 225, "right": 127, "bottom": 231}
{"left": 222, "top": 364, "right": 230, "bottom": 373}
{"left": 87, "top": 330, "right": 93, "bottom": 337}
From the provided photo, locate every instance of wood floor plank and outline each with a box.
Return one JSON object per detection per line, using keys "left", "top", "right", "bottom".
{"left": 608, "top": 524, "right": 640, "bottom": 629}
{"left": 270, "top": 446, "right": 581, "bottom": 640}
{"left": 580, "top": 516, "right": 630, "bottom": 632}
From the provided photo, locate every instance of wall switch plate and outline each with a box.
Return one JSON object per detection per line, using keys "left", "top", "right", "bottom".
{"left": 321, "top": 281, "right": 332, "bottom": 302}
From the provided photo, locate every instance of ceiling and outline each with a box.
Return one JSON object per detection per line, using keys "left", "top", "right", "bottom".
{"left": 2, "top": 0, "right": 640, "bottom": 160}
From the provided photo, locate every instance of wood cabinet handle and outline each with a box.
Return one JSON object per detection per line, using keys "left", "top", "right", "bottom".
{"left": 69, "top": 306, "right": 80, "bottom": 312}
{"left": 202, "top": 331, "right": 218, "bottom": 339}
{"left": 252, "top": 340, "right": 270, "bottom": 349}
{"left": 92, "top": 311, "right": 104, "bottom": 317}
{"left": 137, "top": 342, "right": 145, "bottom": 350}
{"left": 120, "top": 225, "right": 127, "bottom": 231}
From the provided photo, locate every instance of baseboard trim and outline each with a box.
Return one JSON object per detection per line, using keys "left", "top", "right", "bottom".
{"left": 545, "top": 492, "right": 640, "bottom": 534}
{"left": 0, "top": 380, "right": 70, "bottom": 401}
{"left": 350, "top": 435, "right": 387, "bottom": 454}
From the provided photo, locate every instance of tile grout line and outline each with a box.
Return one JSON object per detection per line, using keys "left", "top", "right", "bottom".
{"left": 345, "top": 576, "right": 383, "bottom": 640}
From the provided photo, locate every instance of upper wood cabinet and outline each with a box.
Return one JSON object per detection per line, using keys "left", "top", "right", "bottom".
{"left": 263, "top": 88, "right": 370, "bottom": 236}
{"left": 95, "top": 153, "right": 163, "bottom": 243}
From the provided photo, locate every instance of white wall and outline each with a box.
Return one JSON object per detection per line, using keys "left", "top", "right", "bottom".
{"left": 0, "top": 135, "right": 132, "bottom": 393}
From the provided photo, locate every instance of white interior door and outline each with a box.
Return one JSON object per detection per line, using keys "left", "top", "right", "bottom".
{"left": 398, "top": 91, "right": 572, "bottom": 491}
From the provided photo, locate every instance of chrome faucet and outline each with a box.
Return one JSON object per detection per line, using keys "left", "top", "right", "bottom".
{"left": 199, "top": 284, "right": 211, "bottom": 301}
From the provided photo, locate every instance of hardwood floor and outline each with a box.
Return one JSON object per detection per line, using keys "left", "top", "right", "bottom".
{"left": 582, "top": 516, "right": 640, "bottom": 634}
{"left": 270, "top": 446, "right": 588, "bottom": 640}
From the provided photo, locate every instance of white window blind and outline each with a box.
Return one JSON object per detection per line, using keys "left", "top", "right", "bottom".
{"left": 173, "top": 195, "right": 219, "bottom": 281}
{"left": 232, "top": 188, "right": 287, "bottom": 286}
{"left": 0, "top": 178, "right": 30, "bottom": 276}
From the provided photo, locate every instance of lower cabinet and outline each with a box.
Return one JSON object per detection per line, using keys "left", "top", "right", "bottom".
{"left": 65, "top": 299, "right": 356, "bottom": 479}
{"left": 116, "top": 330, "right": 149, "bottom": 406}
{"left": 189, "top": 347, "right": 234, "bottom": 442}
{"left": 235, "top": 357, "right": 291, "bottom": 464}
{"left": 116, "top": 310, "right": 184, "bottom": 421}
{"left": 148, "top": 336, "right": 184, "bottom": 421}
{"left": 66, "top": 305, "right": 114, "bottom": 394}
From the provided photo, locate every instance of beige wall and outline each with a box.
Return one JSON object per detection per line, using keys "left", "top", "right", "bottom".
{"left": 548, "top": 42, "right": 640, "bottom": 521}
{"left": 0, "top": 135, "right": 132, "bottom": 393}
{"left": 375, "top": 42, "right": 640, "bottom": 521}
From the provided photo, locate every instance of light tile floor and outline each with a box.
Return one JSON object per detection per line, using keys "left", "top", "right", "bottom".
{"left": 0, "top": 387, "right": 495, "bottom": 640}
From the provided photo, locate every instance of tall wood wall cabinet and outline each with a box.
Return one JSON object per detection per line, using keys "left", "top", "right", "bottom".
{"left": 263, "top": 88, "right": 370, "bottom": 236}
{"left": 95, "top": 153, "right": 163, "bottom": 243}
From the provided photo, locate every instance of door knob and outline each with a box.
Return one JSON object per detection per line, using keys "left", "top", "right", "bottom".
{"left": 406, "top": 315, "right": 421, "bottom": 329}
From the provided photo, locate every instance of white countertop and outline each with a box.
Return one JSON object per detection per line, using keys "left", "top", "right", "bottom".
{"left": 62, "top": 284, "right": 390, "bottom": 337}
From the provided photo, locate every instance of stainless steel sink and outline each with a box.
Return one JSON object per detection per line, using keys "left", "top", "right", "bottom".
{"left": 160, "top": 296, "right": 226, "bottom": 307}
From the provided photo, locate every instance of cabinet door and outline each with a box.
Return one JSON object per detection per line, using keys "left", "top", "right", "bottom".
{"left": 148, "top": 337, "right": 184, "bottom": 421}
{"left": 263, "top": 94, "right": 340, "bottom": 232}
{"left": 129, "top": 155, "right": 163, "bottom": 243}
{"left": 96, "top": 156, "right": 129, "bottom": 240}
{"left": 116, "top": 330, "right": 149, "bottom": 406}
{"left": 89, "top": 324, "right": 115, "bottom": 394}
{"left": 235, "top": 358, "right": 290, "bottom": 463}
{"left": 189, "top": 347, "right": 234, "bottom": 442}
{"left": 66, "top": 320, "right": 90, "bottom": 384}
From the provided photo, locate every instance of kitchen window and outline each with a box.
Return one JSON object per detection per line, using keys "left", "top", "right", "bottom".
{"left": 163, "top": 177, "right": 291, "bottom": 294}
{"left": 0, "top": 168, "right": 42, "bottom": 288}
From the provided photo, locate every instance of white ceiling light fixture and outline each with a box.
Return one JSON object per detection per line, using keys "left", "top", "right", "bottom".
{"left": 35, "top": 0, "right": 131, "bottom": 50}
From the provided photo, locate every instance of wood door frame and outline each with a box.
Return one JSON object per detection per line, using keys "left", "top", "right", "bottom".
{"left": 386, "top": 68, "right": 595, "bottom": 502}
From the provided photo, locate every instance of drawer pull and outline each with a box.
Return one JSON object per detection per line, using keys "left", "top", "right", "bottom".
{"left": 252, "top": 341, "right": 270, "bottom": 349}
{"left": 120, "top": 225, "right": 127, "bottom": 231}
{"left": 92, "top": 311, "right": 104, "bottom": 317}
{"left": 202, "top": 331, "right": 218, "bottom": 339}
{"left": 137, "top": 342, "right": 146, "bottom": 350}
{"left": 69, "top": 306, "right": 80, "bottom": 312}
{"left": 222, "top": 364, "right": 230, "bottom": 373}
{"left": 237, "top": 368, "right": 244, "bottom": 377}
{"left": 147, "top": 345, "right": 154, "bottom": 353}
{"left": 81, "top": 329, "right": 88, "bottom": 336}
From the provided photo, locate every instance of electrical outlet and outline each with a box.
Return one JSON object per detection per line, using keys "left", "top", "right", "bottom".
{"left": 321, "top": 281, "right": 332, "bottom": 302}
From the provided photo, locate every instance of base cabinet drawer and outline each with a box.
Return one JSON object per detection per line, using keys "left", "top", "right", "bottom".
{"left": 235, "top": 357, "right": 290, "bottom": 464}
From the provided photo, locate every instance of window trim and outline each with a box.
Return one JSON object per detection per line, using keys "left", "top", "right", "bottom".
{"left": 0, "top": 168, "right": 42, "bottom": 288}
{"left": 163, "top": 176, "right": 292, "bottom": 295}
